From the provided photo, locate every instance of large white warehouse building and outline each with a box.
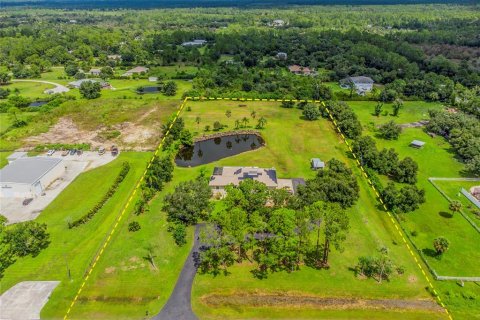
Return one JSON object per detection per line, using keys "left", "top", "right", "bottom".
{"left": 0, "top": 157, "right": 64, "bottom": 198}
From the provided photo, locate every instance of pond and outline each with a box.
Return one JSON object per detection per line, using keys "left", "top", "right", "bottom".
{"left": 175, "top": 133, "right": 265, "bottom": 167}
{"left": 137, "top": 86, "right": 161, "bottom": 94}
{"left": 29, "top": 101, "right": 48, "bottom": 107}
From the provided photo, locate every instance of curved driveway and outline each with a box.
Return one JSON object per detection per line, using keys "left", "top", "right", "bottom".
{"left": 12, "top": 79, "right": 70, "bottom": 94}
{"left": 154, "top": 224, "right": 202, "bottom": 320}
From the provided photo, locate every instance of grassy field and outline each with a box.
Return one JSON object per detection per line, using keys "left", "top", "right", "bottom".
{"left": 351, "top": 101, "right": 480, "bottom": 277}
{"left": 433, "top": 180, "right": 480, "bottom": 223}
{"left": 0, "top": 152, "right": 179, "bottom": 319}
{"left": 66, "top": 164, "right": 196, "bottom": 319}
{"left": 349, "top": 100, "right": 444, "bottom": 126}
{"left": 348, "top": 100, "right": 480, "bottom": 319}
{"left": 178, "top": 100, "right": 445, "bottom": 319}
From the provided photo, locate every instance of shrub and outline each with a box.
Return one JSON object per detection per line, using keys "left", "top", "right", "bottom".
{"left": 128, "top": 221, "right": 141, "bottom": 232}
{"left": 68, "top": 162, "right": 130, "bottom": 228}
{"left": 171, "top": 224, "right": 187, "bottom": 246}
{"left": 302, "top": 103, "right": 321, "bottom": 121}
{"left": 379, "top": 121, "right": 402, "bottom": 140}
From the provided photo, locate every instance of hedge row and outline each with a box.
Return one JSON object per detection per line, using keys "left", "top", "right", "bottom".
{"left": 68, "top": 162, "right": 130, "bottom": 229}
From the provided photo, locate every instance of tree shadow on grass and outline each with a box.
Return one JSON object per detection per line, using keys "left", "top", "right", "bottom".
{"left": 422, "top": 248, "right": 441, "bottom": 260}
{"left": 439, "top": 211, "right": 453, "bottom": 218}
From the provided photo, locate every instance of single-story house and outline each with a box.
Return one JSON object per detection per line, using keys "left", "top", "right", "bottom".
{"left": 271, "top": 19, "right": 286, "bottom": 27}
{"left": 410, "top": 140, "right": 426, "bottom": 148}
{"left": 311, "top": 158, "right": 325, "bottom": 170}
{"left": 89, "top": 68, "right": 101, "bottom": 76}
{"left": 122, "top": 66, "right": 149, "bottom": 77}
{"left": 288, "top": 65, "right": 314, "bottom": 76}
{"left": 68, "top": 79, "right": 111, "bottom": 89}
{"left": 0, "top": 157, "right": 64, "bottom": 198}
{"left": 148, "top": 76, "right": 158, "bottom": 82}
{"left": 182, "top": 39, "right": 207, "bottom": 47}
{"left": 340, "top": 76, "right": 374, "bottom": 95}
{"left": 209, "top": 166, "right": 305, "bottom": 197}
{"left": 107, "top": 54, "right": 122, "bottom": 60}
{"left": 7, "top": 152, "right": 28, "bottom": 164}
{"left": 276, "top": 52, "right": 288, "bottom": 60}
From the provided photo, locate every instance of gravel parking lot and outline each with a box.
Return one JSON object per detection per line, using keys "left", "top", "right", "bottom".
{"left": 0, "top": 151, "right": 118, "bottom": 224}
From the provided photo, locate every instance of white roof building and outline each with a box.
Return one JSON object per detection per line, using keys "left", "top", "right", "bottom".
{"left": 7, "top": 152, "right": 28, "bottom": 163}
{"left": 0, "top": 157, "right": 65, "bottom": 198}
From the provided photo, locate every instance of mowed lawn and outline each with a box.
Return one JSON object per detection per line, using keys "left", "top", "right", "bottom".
{"left": 0, "top": 152, "right": 155, "bottom": 318}
{"left": 180, "top": 100, "right": 445, "bottom": 319}
{"left": 433, "top": 179, "right": 480, "bottom": 224}
{"left": 350, "top": 100, "right": 480, "bottom": 319}
{"left": 68, "top": 162, "right": 198, "bottom": 319}
{"left": 349, "top": 100, "right": 444, "bottom": 126}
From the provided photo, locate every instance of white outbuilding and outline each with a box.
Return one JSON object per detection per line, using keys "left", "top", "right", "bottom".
{"left": 0, "top": 157, "right": 64, "bottom": 198}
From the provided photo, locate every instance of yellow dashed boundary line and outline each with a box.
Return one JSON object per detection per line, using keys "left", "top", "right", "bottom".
{"left": 64, "top": 96, "right": 452, "bottom": 320}
{"left": 319, "top": 101, "right": 453, "bottom": 320}
{"left": 63, "top": 97, "right": 189, "bottom": 320}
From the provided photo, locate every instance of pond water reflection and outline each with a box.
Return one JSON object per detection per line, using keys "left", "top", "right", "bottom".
{"left": 175, "top": 133, "right": 264, "bottom": 167}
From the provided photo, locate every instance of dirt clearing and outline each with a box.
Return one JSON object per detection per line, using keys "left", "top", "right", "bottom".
{"left": 201, "top": 292, "right": 443, "bottom": 312}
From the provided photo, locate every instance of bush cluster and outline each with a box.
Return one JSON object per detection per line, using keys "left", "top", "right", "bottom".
{"left": 68, "top": 162, "right": 130, "bottom": 228}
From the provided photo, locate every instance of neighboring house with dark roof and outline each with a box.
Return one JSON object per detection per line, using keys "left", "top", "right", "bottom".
{"left": 288, "top": 65, "right": 315, "bottom": 76}
{"left": 209, "top": 166, "right": 305, "bottom": 197}
{"left": 0, "top": 157, "right": 64, "bottom": 198}
{"left": 122, "top": 66, "right": 149, "bottom": 77}
{"left": 340, "top": 76, "right": 374, "bottom": 95}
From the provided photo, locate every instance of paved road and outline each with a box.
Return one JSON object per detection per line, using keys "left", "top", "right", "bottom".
{"left": 12, "top": 79, "right": 70, "bottom": 94}
{"left": 154, "top": 225, "right": 202, "bottom": 320}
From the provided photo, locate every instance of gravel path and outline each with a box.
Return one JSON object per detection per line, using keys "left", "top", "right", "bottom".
{"left": 154, "top": 225, "right": 202, "bottom": 320}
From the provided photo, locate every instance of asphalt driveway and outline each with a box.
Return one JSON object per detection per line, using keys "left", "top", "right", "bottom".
{"left": 154, "top": 225, "right": 202, "bottom": 320}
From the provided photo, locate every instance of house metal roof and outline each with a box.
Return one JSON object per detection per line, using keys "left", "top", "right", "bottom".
{"left": 209, "top": 166, "right": 278, "bottom": 188}
{"left": 311, "top": 158, "right": 325, "bottom": 168}
{"left": 411, "top": 140, "right": 426, "bottom": 147}
{"left": 342, "top": 76, "right": 374, "bottom": 84}
{"left": 0, "top": 157, "right": 62, "bottom": 185}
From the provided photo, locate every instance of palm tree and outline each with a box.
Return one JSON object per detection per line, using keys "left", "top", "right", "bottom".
{"left": 257, "top": 116, "right": 267, "bottom": 129}
{"left": 195, "top": 116, "right": 201, "bottom": 131}
{"left": 235, "top": 119, "right": 240, "bottom": 129}
{"left": 226, "top": 110, "right": 232, "bottom": 118}
{"left": 449, "top": 201, "right": 462, "bottom": 216}
{"left": 251, "top": 110, "right": 256, "bottom": 119}
{"left": 241, "top": 116, "right": 249, "bottom": 128}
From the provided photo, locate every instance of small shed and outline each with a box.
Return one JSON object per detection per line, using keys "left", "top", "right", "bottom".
{"left": 148, "top": 77, "right": 158, "bottom": 82}
{"left": 410, "top": 140, "right": 426, "bottom": 148}
{"left": 311, "top": 158, "right": 325, "bottom": 170}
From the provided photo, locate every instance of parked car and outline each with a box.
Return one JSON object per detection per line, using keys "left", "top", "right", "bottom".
{"left": 76, "top": 149, "right": 83, "bottom": 155}
{"left": 23, "top": 198, "right": 33, "bottom": 206}
{"left": 46, "top": 149, "right": 55, "bottom": 156}
{"left": 70, "top": 149, "right": 77, "bottom": 155}
{"left": 111, "top": 145, "right": 119, "bottom": 156}
{"left": 62, "top": 150, "right": 70, "bottom": 157}
{"left": 98, "top": 147, "right": 106, "bottom": 155}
